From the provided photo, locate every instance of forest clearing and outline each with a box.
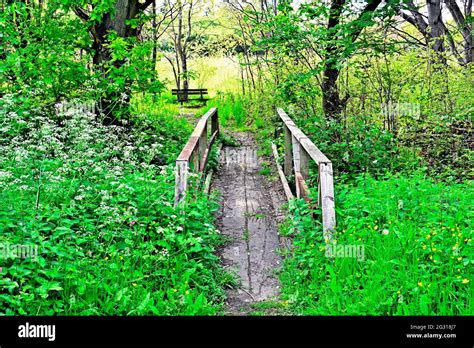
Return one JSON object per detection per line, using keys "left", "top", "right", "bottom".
{"left": 0, "top": 0, "right": 472, "bottom": 320}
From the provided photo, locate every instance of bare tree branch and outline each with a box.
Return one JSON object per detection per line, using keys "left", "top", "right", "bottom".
{"left": 139, "top": 0, "right": 155, "bottom": 11}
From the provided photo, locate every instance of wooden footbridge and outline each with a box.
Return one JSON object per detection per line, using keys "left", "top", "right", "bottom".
{"left": 173, "top": 107, "right": 336, "bottom": 313}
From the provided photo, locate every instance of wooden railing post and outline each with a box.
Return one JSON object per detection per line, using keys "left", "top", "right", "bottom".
{"left": 319, "top": 162, "right": 336, "bottom": 239}
{"left": 174, "top": 160, "right": 188, "bottom": 206}
{"left": 292, "top": 135, "right": 300, "bottom": 173}
{"left": 284, "top": 125, "right": 293, "bottom": 177}
{"left": 298, "top": 146, "right": 311, "bottom": 202}
{"left": 300, "top": 147, "right": 310, "bottom": 180}
{"left": 192, "top": 148, "right": 199, "bottom": 173}
{"left": 211, "top": 109, "right": 219, "bottom": 137}
{"left": 199, "top": 120, "right": 207, "bottom": 169}
{"left": 292, "top": 135, "right": 301, "bottom": 198}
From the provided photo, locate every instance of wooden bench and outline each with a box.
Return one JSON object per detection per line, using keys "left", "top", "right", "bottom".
{"left": 172, "top": 88, "right": 209, "bottom": 104}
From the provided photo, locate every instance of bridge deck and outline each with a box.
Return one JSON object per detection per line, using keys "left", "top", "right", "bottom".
{"left": 212, "top": 132, "right": 287, "bottom": 315}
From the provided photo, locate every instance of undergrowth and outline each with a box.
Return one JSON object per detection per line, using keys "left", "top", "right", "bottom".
{"left": 0, "top": 93, "right": 230, "bottom": 315}
{"left": 278, "top": 173, "right": 473, "bottom": 315}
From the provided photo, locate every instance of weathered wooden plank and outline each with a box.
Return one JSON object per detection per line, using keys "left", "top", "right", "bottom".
{"left": 174, "top": 160, "right": 189, "bottom": 206}
{"left": 292, "top": 134, "right": 301, "bottom": 174}
{"left": 215, "top": 133, "right": 282, "bottom": 306}
{"left": 174, "top": 108, "right": 219, "bottom": 206}
{"left": 192, "top": 147, "right": 199, "bottom": 173}
{"left": 190, "top": 108, "right": 216, "bottom": 138}
{"left": 177, "top": 136, "right": 199, "bottom": 162}
{"left": 271, "top": 142, "right": 294, "bottom": 202}
{"left": 299, "top": 137, "right": 330, "bottom": 164}
{"left": 199, "top": 122, "right": 208, "bottom": 169}
{"left": 200, "top": 130, "right": 219, "bottom": 172}
{"left": 319, "top": 162, "right": 336, "bottom": 239}
{"left": 177, "top": 108, "right": 217, "bottom": 162}
{"left": 277, "top": 108, "right": 296, "bottom": 127}
{"left": 277, "top": 108, "right": 331, "bottom": 165}
{"left": 295, "top": 171, "right": 311, "bottom": 203}
{"left": 283, "top": 125, "right": 293, "bottom": 177}
{"left": 190, "top": 114, "right": 210, "bottom": 138}
{"left": 300, "top": 145, "right": 310, "bottom": 180}
{"left": 211, "top": 109, "right": 219, "bottom": 137}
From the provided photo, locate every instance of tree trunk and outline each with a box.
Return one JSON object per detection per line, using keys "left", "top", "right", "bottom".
{"left": 322, "top": 0, "right": 346, "bottom": 122}
{"left": 400, "top": 0, "right": 471, "bottom": 66}
{"left": 74, "top": 0, "right": 156, "bottom": 125}
{"left": 427, "top": 0, "right": 446, "bottom": 65}
{"left": 152, "top": 0, "right": 157, "bottom": 65}
{"left": 181, "top": 52, "right": 189, "bottom": 91}
{"left": 321, "top": 0, "right": 382, "bottom": 129}
{"left": 444, "top": 0, "right": 472, "bottom": 64}
{"left": 322, "top": 67, "right": 344, "bottom": 121}
{"left": 94, "top": 0, "right": 140, "bottom": 124}
{"left": 465, "top": 0, "right": 473, "bottom": 64}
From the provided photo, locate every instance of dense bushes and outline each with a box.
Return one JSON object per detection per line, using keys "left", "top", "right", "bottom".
{"left": 304, "top": 120, "right": 421, "bottom": 179}
{"left": 401, "top": 116, "right": 473, "bottom": 181}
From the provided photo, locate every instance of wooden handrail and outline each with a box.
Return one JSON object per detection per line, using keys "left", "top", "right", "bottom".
{"left": 277, "top": 109, "right": 330, "bottom": 164}
{"left": 275, "top": 108, "right": 336, "bottom": 238}
{"left": 174, "top": 107, "right": 219, "bottom": 206}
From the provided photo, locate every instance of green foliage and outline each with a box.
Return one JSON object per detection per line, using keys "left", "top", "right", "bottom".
{"left": 0, "top": 0, "right": 471, "bottom": 318}
{"left": 401, "top": 115, "right": 473, "bottom": 181}
{"left": 207, "top": 92, "right": 246, "bottom": 128}
{"left": 132, "top": 95, "right": 195, "bottom": 165}
{"left": 220, "top": 132, "right": 239, "bottom": 147}
{"left": 206, "top": 141, "right": 220, "bottom": 172}
{"left": 259, "top": 161, "right": 271, "bottom": 176}
{"left": 0, "top": 3, "right": 91, "bottom": 103}
{"left": 308, "top": 119, "right": 421, "bottom": 179}
{"left": 241, "top": 0, "right": 473, "bottom": 185}
{"left": 0, "top": 94, "right": 229, "bottom": 315}
{"left": 279, "top": 173, "right": 473, "bottom": 315}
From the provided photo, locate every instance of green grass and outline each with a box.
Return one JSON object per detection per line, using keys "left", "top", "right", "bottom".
{"left": 2, "top": 85, "right": 470, "bottom": 317}
{"left": 259, "top": 161, "right": 272, "bottom": 176}
{"left": 206, "top": 92, "right": 247, "bottom": 129}
{"left": 278, "top": 173, "right": 473, "bottom": 315}
{"left": 155, "top": 57, "right": 242, "bottom": 95}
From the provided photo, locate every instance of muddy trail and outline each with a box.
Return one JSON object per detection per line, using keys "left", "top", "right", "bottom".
{"left": 212, "top": 132, "right": 287, "bottom": 315}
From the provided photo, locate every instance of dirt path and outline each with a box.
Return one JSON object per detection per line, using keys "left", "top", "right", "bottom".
{"left": 212, "top": 132, "right": 287, "bottom": 315}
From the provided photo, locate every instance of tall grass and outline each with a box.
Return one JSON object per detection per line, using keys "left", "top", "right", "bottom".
{"left": 155, "top": 57, "right": 242, "bottom": 95}
{"left": 279, "top": 173, "right": 473, "bottom": 315}
{"left": 207, "top": 93, "right": 246, "bottom": 128}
